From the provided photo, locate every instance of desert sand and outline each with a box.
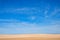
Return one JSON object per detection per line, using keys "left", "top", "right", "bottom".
{"left": 0, "top": 34, "right": 60, "bottom": 40}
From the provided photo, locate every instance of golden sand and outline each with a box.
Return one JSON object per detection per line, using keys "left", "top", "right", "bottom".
{"left": 0, "top": 34, "right": 60, "bottom": 40}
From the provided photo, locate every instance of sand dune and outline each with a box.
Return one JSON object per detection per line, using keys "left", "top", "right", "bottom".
{"left": 0, "top": 34, "right": 60, "bottom": 40}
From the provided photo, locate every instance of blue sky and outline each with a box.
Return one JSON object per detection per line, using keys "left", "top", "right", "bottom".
{"left": 0, "top": 0, "right": 60, "bottom": 34}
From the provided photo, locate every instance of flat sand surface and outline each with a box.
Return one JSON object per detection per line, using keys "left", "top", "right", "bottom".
{"left": 0, "top": 34, "right": 60, "bottom": 40}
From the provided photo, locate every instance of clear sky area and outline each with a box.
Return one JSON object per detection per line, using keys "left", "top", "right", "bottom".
{"left": 0, "top": 0, "right": 60, "bottom": 34}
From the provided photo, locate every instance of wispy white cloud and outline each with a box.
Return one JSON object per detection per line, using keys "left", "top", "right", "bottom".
{"left": 1, "top": 7, "right": 60, "bottom": 19}
{"left": 0, "top": 8, "right": 41, "bottom": 14}
{"left": 0, "top": 19, "right": 18, "bottom": 21}
{"left": 28, "top": 16, "right": 36, "bottom": 21}
{"left": 0, "top": 19, "right": 20, "bottom": 23}
{"left": 44, "top": 6, "right": 50, "bottom": 18}
{"left": 0, "top": 19, "right": 60, "bottom": 34}
{"left": 50, "top": 8, "right": 60, "bottom": 16}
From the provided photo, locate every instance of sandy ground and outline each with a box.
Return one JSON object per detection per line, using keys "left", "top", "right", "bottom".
{"left": 0, "top": 34, "right": 60, "bottom": 40}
